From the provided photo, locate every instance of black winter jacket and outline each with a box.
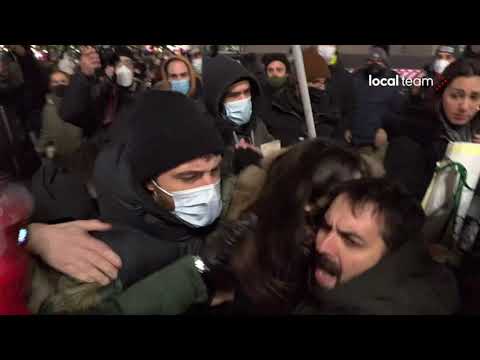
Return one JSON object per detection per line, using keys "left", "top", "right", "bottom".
{"left": 349, "top": 68, "right": 406, "bottom": 146}
{"left": 296, "top": 237, "right": 459, "bottom": 315}
{"left": 92, "top": 143, "right": 218, "bottom": 287}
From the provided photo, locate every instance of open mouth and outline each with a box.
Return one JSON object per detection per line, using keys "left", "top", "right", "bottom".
{"left": 313, "top": 253, "right": 341, "bottom": 289}
{"left": 314, "top": 268, "right": 338, "bottom": 289}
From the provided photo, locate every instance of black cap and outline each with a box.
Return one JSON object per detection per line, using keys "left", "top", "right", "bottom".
{"left": 261, "top": 53, "right": 291, "bottom": 73}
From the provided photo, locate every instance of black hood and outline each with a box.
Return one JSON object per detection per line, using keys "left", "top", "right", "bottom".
{"left": 306, "top": 238, "right": 460, "bottom": 315}
{"left": 203, "top": 54, "right": 263, "bottom": 119}
{"left": 94, "top": 143, "right": 217, "bottom": 236}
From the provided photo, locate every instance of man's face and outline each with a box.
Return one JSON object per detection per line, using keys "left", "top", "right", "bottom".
{"left": 312, "top": 194, "right": 387, "bottom": 290}
{"left": 49, "top": 72, "right": 70, "bottom": 90}
{"left": 224, "top": 80, "right": 251, "bottom": 103}
{"left": 266, "top": 60, "right": 287, "bottom": 79}
{"left": 166, "top": 60, "right": 190, "bottom": 82}
{"left": 436, "top": 51, "right": 455, "bottom": 64}
{"left": 146, "top": 155, "right": 222, "bottom": 210}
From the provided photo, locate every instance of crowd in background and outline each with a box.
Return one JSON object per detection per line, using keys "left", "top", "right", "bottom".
{"left": 2, "top": 44, "right": 480, "bottom": 315}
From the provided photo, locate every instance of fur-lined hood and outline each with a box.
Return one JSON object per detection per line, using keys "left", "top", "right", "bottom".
{"left": 160, "top": 55, "right": 200, "bottom": 98}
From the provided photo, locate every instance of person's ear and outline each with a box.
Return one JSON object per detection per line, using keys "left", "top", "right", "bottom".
{"left": 146, "top": 180, "right": 156, "bottom": 192}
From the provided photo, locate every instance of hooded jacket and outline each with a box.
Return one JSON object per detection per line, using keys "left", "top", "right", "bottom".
{"left": 161, "top": 55, "right": 201, "bottom": 99}
{"left": 296, "top": 237, "right": 459, "bottom": 315}
{"left": 203, "top": 55, "right": 273, "bottom": 148}
{"left": 93, "top": 142, "right": 218, "bottom": 287}
{"left": 202, "top": 55, "right": 274, "bottom": 180}
{"left": 349, "top": 67, "right": 406, "bottom": 146}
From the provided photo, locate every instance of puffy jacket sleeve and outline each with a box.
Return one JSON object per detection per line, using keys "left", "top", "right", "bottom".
{"left": 39, "top": 256, "right": 209, "bottom": 315}
{"left": 59, "top": 72, "right": 97, "bottom": 130}
{"left": 110, "top": 256, "right": 208, "bottom": 314}
{"left": 59, "top": 72, "right": 114, "bottom": 135}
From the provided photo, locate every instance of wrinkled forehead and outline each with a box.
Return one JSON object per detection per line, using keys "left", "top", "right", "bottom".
{"left": 327, "top": 194, "right": 384, "bottom": 237}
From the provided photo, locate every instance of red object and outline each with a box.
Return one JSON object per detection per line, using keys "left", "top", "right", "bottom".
{"left": 0, "top": 180, "right": 33, "bottom": 315}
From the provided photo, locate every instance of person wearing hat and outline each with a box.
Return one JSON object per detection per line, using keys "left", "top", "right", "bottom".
{"left": 93, "top": 91, "right": 225, "bottom": 259}
{"left": 31, "top": 91, "right": 254, "bottom": 313}
{"left": 258, "top": 53, "right": 293, "bottom": 128}
{"left": 59, "top": 45, "right": 142, "bottom": 146}
{"left": 410, "top": 45, "right": 460, "bottom": 106}
{"left": 262, "top": 47, "right": 342, "bottom": 146}
{"left": 344, "top": 46, "right": 406, "bottom": 163}
{"left": 432, "top": 45, "right": 459, "bottom": 75}
{"left": 261, "top": 53, "right": 292, "bottom": 96}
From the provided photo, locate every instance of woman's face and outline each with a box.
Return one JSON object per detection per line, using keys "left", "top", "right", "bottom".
{"left": 442, "top": 76, "right": 480, "bottom": 126}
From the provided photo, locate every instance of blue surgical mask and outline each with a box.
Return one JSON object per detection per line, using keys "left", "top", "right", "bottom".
{"left": 170, "top": 79, "right": 190, "bottom": 95}
{"left": 224, "top": 97, "right": 252, "bottom": 126}
{"left": 152, "top": 180, "right": 222, "bottom": 228}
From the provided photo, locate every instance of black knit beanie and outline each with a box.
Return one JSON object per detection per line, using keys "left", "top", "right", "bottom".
{"left": 115, "top": 45, "right": 134, "bottom": 59}
{"left": 262, "top": 53, "right": 291, "bottom": 73}
{"left": 127, "top": 91, "right": 225, "bottom": 184}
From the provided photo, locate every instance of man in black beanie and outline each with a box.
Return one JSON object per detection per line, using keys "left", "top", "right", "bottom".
{"left": 25, "top": 91, "right": 249, "bottom": 294}
{"left": 30, "top": 91, "right": 256, "bottom": 313}
{"left": 88, "top": 91, "right": 235, "bottom": 287}
{"left": 262, "top": 53, "right": 291, "bottom": 93}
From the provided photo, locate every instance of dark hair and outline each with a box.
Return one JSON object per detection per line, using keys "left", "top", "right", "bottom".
{"left": 463, "top": 45, "right": 480, "bottom": 60}
{"left": 435, "top": 57, "right": 480, "bottom": 95}
{"left": 231, "top": 140, "right": 378, "bottom": 313}
{"left": 325, "top": 178, "right": 425, "bottom": 252}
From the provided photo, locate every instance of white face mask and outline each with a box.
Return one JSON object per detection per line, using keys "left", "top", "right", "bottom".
{"left": 152, "top": 180, "right": 222, "bottom": 228}
{"left": 433, "top": 58, "right": 450, "bottom": 74}
{"left": 317, "top": 45, "right": 336, "bottom": 64}
{"left": 58, "top": 55, "right": 75, "bottom": 75}
{"left": 192, "top": 58, "right": 202, "bottom": 74}
{"left": 224, "top": 96, "right": 252, "bottom": 126}
{"left": 116, "top": 64, "right": 134, "bottom": 87}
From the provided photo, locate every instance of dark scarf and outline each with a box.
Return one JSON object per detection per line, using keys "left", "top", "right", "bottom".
{"left": 437, "top": 102, "right": 473, "bottom": 143}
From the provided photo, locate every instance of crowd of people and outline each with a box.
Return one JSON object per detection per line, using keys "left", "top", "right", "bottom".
{"left": 2, "top": 44, "right": 480, "bottom": 315}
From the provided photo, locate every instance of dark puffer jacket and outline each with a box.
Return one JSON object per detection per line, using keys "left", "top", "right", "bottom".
{"left": 327, "top": 58, "right": 356, "bottom": 140}
{"left": 349, "top": 68, "right": 406, "bottom": 146}
{"left": 59, "top": 72, "right": 138, "bottom": 146}
{"left": 92, "top": 142, "right": 219, "bottom": 287}
{"left": 295, "top": 237, "right": 460, "bottom": 315}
